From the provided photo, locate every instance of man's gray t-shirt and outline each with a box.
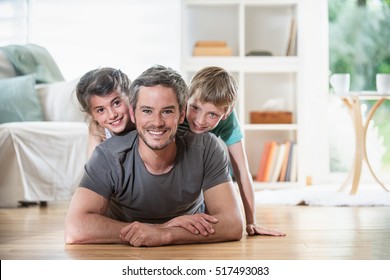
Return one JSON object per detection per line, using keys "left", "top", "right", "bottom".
{"left": 79, "top": 129, "right": 231, "bottom": 224}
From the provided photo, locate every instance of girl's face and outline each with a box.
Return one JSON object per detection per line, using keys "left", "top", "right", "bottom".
{"left": 89, "top": 91, "right": 131, "bottom": 135}
{"left": 186, "top": 94, "right": 228, "bottom": 134}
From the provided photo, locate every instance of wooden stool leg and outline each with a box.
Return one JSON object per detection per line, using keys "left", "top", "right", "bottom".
{"left": 350, "top": 97, "right": 363, "bottom": 195}
{"left": 363, "top": 99, "right": 389, "bottom": 192}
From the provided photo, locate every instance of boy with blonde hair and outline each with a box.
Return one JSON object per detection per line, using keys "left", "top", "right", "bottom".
{"left": 182, "top": 66, "right": 285, "bottom": 237}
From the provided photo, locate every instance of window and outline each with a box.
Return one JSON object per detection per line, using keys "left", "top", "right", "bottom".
{"left": 0, "top": 0, "right": 30, "bottom": 44}
{"left": 328, "top": 0, "right": 390, "bottom": 183}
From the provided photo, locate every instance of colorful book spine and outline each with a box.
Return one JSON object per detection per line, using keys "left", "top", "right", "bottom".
{"left": 289, "top": 143, "right": 298, "bottom": 182}
{"left": 261, "top": 141, "right": 278, "bottom": 182}
{"left": 255, "top": 141, "right": 271, "bottom": 182}
{"left": 270, "top": 143, "right": 286, "bottom": 182}
{"left": 278, "top": 141, "right": 291, "bottom": 182}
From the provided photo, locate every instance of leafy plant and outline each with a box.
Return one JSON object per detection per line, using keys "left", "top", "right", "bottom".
{"left": 329, "top": 0, "right": 390, "bottom": 90}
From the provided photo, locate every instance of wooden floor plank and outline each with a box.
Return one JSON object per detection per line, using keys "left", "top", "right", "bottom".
{"left": 1, "top": 201, "right": 390, "bottom": 260}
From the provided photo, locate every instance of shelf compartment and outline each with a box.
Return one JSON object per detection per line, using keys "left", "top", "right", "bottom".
{"left": 244, "top": 3, "right": 297, "bottom": 57}
{"left": 242, "top": 72, "right": 297, "bottom": 125}
{"left": 182, "top": 3, "right": 240, "bottom": 58}
{"left": 244, "top": 130, "right": 297, "bottom": 177}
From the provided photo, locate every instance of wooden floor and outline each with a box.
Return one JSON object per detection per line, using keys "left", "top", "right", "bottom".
{"left": 1, "top": 201, "right": 390, "bottom": 260}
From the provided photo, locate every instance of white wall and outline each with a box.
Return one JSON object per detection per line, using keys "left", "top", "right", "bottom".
{"left": 29, "top": 0, "right": 181, "bottom": 81}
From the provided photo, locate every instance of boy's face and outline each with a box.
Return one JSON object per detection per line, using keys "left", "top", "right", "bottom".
{"left": 186, "top": 94, "right": 229, "bottom": 134}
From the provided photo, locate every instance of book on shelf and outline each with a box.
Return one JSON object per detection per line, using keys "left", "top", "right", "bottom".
{"left": 193, "top": 40, "right": 233, "bottom": 56}
{"left": 289, "top": 143, "right": 298, "bottom": 182}
{"left": 255, "top": 141, "right": 271, "bottom": 182}
{"left": 284, "top": 142, "right": 293, "bottom": 181}
{"left": 286, "top": 17, "right": 297, "bottom": 56}
{"left": 270, "top": 142, "right": 287, "bottom": 182}
{"left": 195, "top": 41, "right": 226, "bottom": 47}
{"left": 264, "top": 142, "right": 280, "bottom": 182}
{"left": 260, "top": 141, "right": 278, "bottom": 182}
{"left": 278, "top": 141, "right": 292, "bottom": 182}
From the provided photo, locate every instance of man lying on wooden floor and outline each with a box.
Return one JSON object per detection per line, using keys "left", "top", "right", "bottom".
{"left": 65, "top": 65, "right": 243, "bottom": 247}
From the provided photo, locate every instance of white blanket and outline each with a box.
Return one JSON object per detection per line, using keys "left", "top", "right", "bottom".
{"left": 0, "top": 121, "right": 88, "bottom": 207}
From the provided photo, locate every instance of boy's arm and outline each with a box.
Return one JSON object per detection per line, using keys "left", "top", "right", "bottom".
{"left": 228, "top": 141, "right": 256, "bottom": 225}
{"left": 65, "top": 187, "right": 128, "bottom": 244}
{"left": 228, "top": 141, "right": 286, "bottom": 237}
{"left": 119, "top": 181, "right": 243, "bottom": 247}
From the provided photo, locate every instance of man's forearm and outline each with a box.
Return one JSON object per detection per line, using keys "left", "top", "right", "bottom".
{"left": 65, "top": 212, "right": 128, "bottom": 244}
{"left": 163, "top": 213, "right": 242, "bottom": 245}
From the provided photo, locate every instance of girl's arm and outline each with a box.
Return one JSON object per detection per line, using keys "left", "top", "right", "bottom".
{"left": 228, "top": 141, "right": 286, "bottom": 237}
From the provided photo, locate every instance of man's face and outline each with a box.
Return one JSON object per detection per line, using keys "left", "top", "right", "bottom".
{"left": 130, "top": 85, "right": 185, "bottom": 150}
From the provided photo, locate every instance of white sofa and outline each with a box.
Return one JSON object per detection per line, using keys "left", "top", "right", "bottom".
{"left": 0, "top": 45, "right": 88, "bottom": 207}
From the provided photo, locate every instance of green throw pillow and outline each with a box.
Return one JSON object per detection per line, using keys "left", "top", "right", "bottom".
{"left": 0, "top": 75, "right": 44, "bottom": 124}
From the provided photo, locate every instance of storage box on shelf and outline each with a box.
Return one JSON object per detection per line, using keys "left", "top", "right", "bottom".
{"left": 181, "top": 0, "right": 303, "bottom": 189}
{"left": 250, "top": 111, "right": 293, "bottom": 124}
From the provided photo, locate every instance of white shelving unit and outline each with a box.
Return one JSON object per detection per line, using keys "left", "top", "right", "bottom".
{"left": 181, "top": 0, "right": 330, "bottom": 188}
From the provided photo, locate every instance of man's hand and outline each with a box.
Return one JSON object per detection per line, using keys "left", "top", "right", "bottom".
{"left": 162, "top": 213, "right": 218, "bottom": 236}
{"left": 246, "top": 224, "right": 286, "bottom": 237}
{"left": 120, "top": 222, "right": 168, "bottom": 247}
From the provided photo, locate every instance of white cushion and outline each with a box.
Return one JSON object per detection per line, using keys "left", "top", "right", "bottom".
{"left": 35, "top": 78, "right": 86, "bottom": 122}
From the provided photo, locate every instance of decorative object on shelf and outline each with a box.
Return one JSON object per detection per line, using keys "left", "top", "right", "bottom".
{"left": 376, "top": 73, "right": 390, "bottom": 94}
{"left": 250, "top": 97, "right": 292, "bottom": 124}
{"left": 192, "top": 41, "right": 233, "bottom": 56}
{"left": 250, "top": 111, "right": 292, "bottom": 124}
{"left": 246, "top": 50, "right": 273, "bottom": 56}
{"left": 329, "top": 73, "right": 350, "bottom": 95}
